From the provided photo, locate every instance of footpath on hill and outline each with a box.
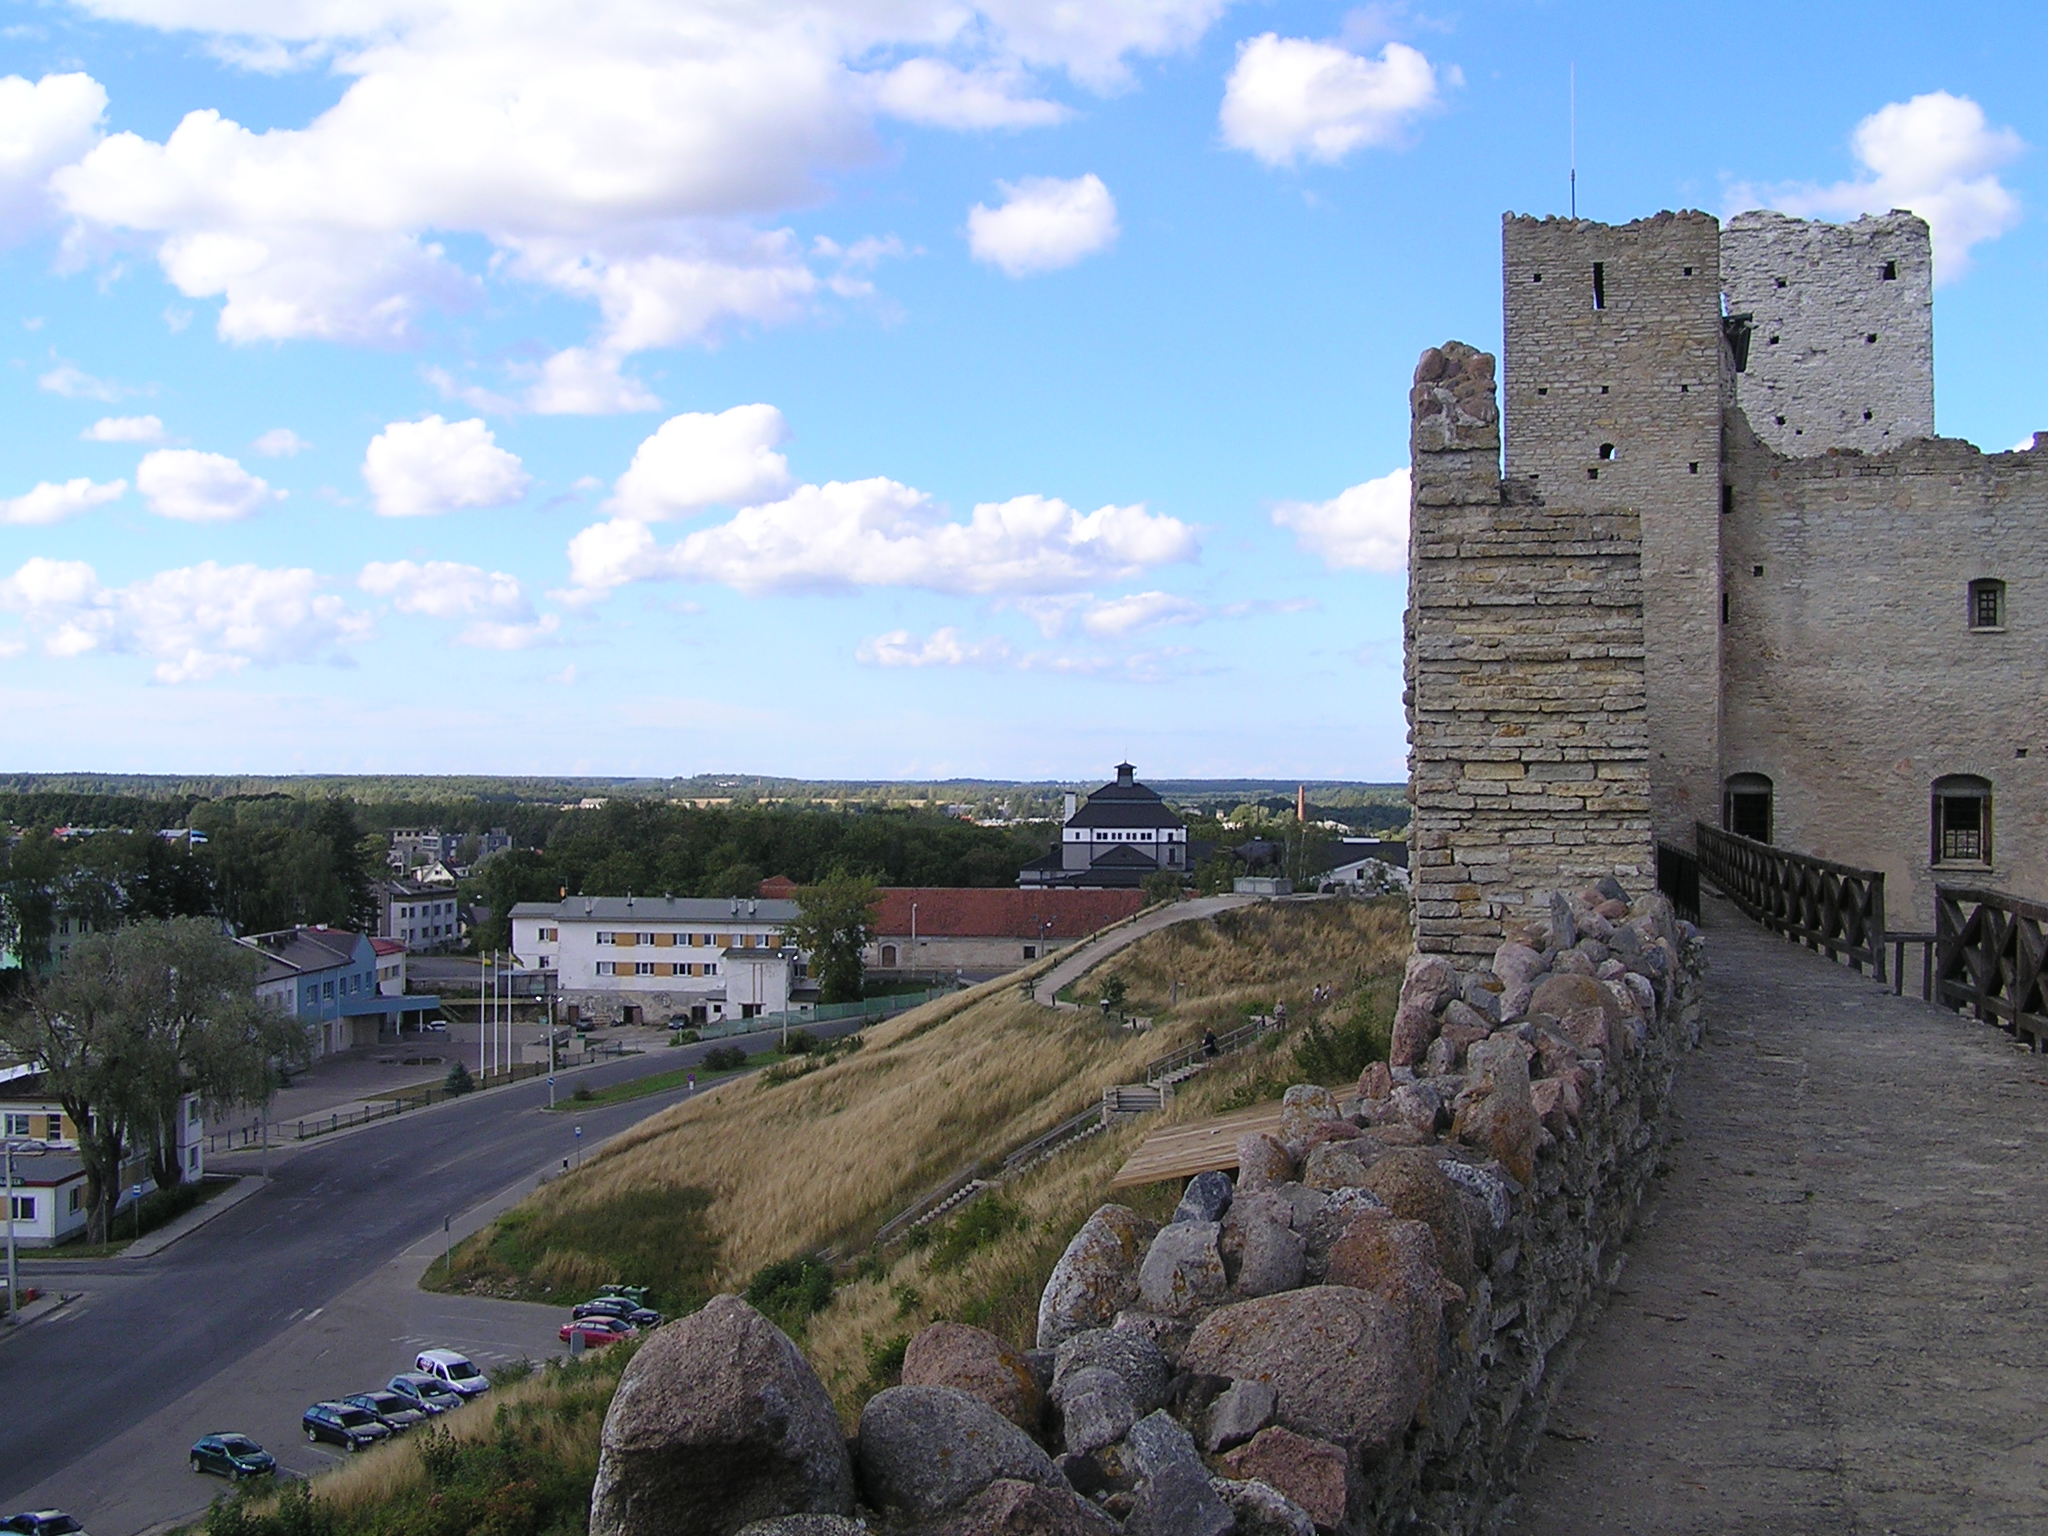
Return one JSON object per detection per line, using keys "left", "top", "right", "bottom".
{"left": 1507, "top": 892, "right": 2048, "bottom": 1535}
{"left": 1032, "top": 892, "right": 1258, "bottom": 1006}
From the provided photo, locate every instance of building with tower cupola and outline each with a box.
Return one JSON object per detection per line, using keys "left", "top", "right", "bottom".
{"left": 1017, "top": 763, "right": 1189, "bottom": 889}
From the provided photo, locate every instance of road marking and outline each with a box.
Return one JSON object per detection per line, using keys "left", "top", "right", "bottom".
{"left": 305, "top": 1307, "right": 323, "bottom": 1320}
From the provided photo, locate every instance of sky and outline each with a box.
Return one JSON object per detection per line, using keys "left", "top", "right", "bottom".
{"left": 0, "top": 1, "right": 2043, "bottom": 782}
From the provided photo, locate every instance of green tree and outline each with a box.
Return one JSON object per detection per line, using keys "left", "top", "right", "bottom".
{"left": 787, "top": 870, "right": 879, "bottom": 1004}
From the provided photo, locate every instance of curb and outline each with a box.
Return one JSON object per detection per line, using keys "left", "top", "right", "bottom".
{"left": 122, "top": 1174, "right": 266, "bottom": 1260}
{"left": 0, "top": 1287, "right": 80, "bottom": 1347}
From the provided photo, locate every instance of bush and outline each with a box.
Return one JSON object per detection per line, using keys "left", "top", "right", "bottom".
{"left": 702, "top": 1045, "right": 748, "bottom": 1072}
{"left": 927, "top": 1194, "right": 1027, "bottom": 1273}
{"left": 571, "top": 1083, "right": 593, "bottom": 1101}
{"left": 782, "top": 1028, "right": 816, "bottom": 1055}
{"left": 1141, "top": 868, "right": 1184, "bottom": 906}
{"left": 862, "top": 1331, "right": 910, "bottom": 1395}
{"left": 1292, "top": 980, "right": 1396, "bottom": 1085}
{"left": 745, "top": 1256, "right": 835, "bottom": 1330}
{"left": 668, "top": 1028, "right": 700, "bottom": 1046}
{"left": 444, "top": 1061, "right": 475, "bottom": 1096}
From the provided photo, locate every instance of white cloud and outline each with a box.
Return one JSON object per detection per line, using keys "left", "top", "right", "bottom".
{"left": 1728, "top": 92, "right": 2025, "bottom": 282}
{"left": 0, "top": 478, "right": 127, "bottom": 525}
{"left": 251, "top": 427, "right": 310, "bottom": 456}
{"left": 2012, "top": 434, "right": 2040, "bottom": 453}
{"left": 1220, "top": 36, "right": 1441, "bottom": 167}
{"left": 455, "top": 613, "right": 561, "bottom": 650}
{"left": 358, "top": 557, "right": 559, "bottom": 649}
{"left": 0, "top": 555, "right": 370, "bottom": 683}
{"left": 1081, "top": 590, "right": 1205, "bottom": 635}
{"left": 857, "top": 627, "right": 1013, "bottom": 667}
{"left": 608, "top": 404, "right": 794, "bottom": 520}
{"left": 82, "top": 414, "right": 167, "bottom": 443}
{"left": 136, "top": 449, "right": 282, "bottom": 522}
{"left": 873, "top": 60, "right": 1069, "bottom": 129}
{"left": 978, "top": 0, "right": 1230, "bottom": 91}
{"left": 567, "top": 481, "right": 1196, "bottom": 598}
{"left": 1270, "top": 467, "right": 1408, "bottom": 571}
{"left": 361, "top": 415, "right": 530, "bottom": 517}
{"left": 37, "top": 360, "right": 126, "bottom": 401}
{"left": 518, "top": 347, "right": 662, "bottom": 416}
{"left": 967, "top": 174, "right": 1119, "bottom": 277}
{"left": 0, "top": 73, "right": 105, "bottom": 241}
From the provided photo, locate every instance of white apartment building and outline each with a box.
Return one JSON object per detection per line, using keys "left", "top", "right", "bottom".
{"left": 378, "top": 880, "right": 461, "bottom": 952}
{"left": 509, "top": 894, "right": 803, "bottom": 1026}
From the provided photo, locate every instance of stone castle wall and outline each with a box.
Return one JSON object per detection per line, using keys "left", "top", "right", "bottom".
{"left": 1406, "top": 342, "right": 1653, "bottom": 958}
{"left": 1721, "top": 424, "right": 2048, "bottom": 926}
{"left": 1722, "top": 210, "right": 1935, "bottom": 457}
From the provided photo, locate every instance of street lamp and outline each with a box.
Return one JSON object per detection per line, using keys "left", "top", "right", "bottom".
{"left": 4, "top": 1137, "right": 50, "bottom": 1327}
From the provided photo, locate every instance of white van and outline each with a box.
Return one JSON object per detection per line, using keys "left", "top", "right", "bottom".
{"left": 413, "top": 1348, "right": 491, "bottom": 1397}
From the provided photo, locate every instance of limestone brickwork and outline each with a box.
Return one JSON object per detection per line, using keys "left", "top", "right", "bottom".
{"left": 1406, "top": 342, "right": 1652, "bottom": 957}
{"left": 1721, "top": 210, "right": 1934, "bottom": 456}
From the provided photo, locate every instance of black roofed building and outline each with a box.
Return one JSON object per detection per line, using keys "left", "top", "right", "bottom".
{"left": 1017, "top": 763, "right": 1188, "bottom": 889}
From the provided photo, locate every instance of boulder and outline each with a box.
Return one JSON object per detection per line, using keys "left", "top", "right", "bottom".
{"left": 1111, "top": 1309, "right": 1193, "bottom": 1365}
{"left": 1053, "top": 1367, "right": 1135, "bottom": 1457}
{"left": 1458, "top": 973, "right": 1503, "bottom": 1023}
{"left": 1219, "top": 1427, "right": 1349, "bottom": 1531}
{"left": 1277, "top": 1085, "right": 1342, "bottom": 1150}
{"left": 1236, "top": 1132, "right": 1297, "bottom": 1192}
{"left": 1302, "top": 1140, "right": 1374, "bottom": 1192}
{"left": 1389, "top": 998, "right": 1436, "bottom": 1069}
{"left": 1550, "top": 949, "right": 1596, "bottom": 978}
{"left": 1051, "top": 1328, "right": 1171, "bottom": 1416}
{"left": 1527, "top": 973, "right": 1624, "bottom": 1031}
{"left": 1323, "top": 1213, "right": 1457, "bottom": 1384}
{"left": 1356, "top": 1061, "right": 1393, "bottom": 1102}
{"left": 590, "top": 1295, "right": 854, "bottom": 1536}
{"left": 1386, "top": 1081, "right": 1443, "bottom": 1137}
{"left": 1123, "top": 1412, "right": 1234, "bottom": 1536}
{"left": 1222, "top": 1191, "right": 1307, "bottom": 1298}
{"left": 1398, "top": 952, "right": 1459, "bottom": 1015}
{"left": 1547, "top": 891, "right": 1577, "bottom": 950}
{"left": 1180, "top": 1287, "right": 1426, "bottom": 1453}
{"left": 922, "top": 1478, "right": 1123, "bottom": 1536}
{"left": 1038, "top": 1205, "right": 1158, "bottom": 1349}
{"left": 1200, "top": 1377, "right": 1277, "bottom": 1453}
{"left": 1451, "top": 1035, "right": 1542, "bottom": 1185}
{"left": 1440, "top": 999, "right": 1492, "bottom": 1037}
{"left": 857, "top": 1385, "right": 1066, "bottom": 1519}
{"left": 1165, "top": 1370, "right": 1233, "bottom": 1424}
{"left": 1423, "top": 1036, "right": 1458, "bottom": 1077}
{"left": 1212, "top": 1478, "right": 1317, "bottom": 1536}
{"left": 1435, "top": 1159, "right": 1512, "bottom": 1232}
{"left": 1358, "top": 1150, "right": 1475, "bottom": 1292}
{"left": 1490, "top": 941, "right": 1547, "bottom": 990}
{"left": 1595, "top": 875, "right": 1629, "bottom": 905}
{"left": 734, "top": 1520, "right": 870, "bottom": 1536}
{"left": 903, "top": 1322, "right": 1043, "bottom": 1433}
{"left": 1558, "top": 1005, "right": 1610, "bottom": 1055}
{"left": 1173, "top": 1170, "right": 1234, "bottom": 1226}
{"left": 1136, "top": 1221, "right": 1228, "bottom": 1316}
{"left": 1302, "top": 1118, "right": 1366, "bottom": 1152}
{"left": 1531, "top": 1027, "right": 1580, "bottom": 1079}
{"left": 1530, "top": 1075, "right": 1581, "bottom": 1133}
{"left": 1300, "top": 1185, "right": 1386, "bottom": 1283}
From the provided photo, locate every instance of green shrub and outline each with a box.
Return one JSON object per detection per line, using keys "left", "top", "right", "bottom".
{"left": 744, "top": 1256, "right": 834, "bottom": 1329}
{"left": 702, "top": 1045, "right": 748, "bottom": 1072}
{"left": 782, "top": 1028, "right": 817, "bottom": 1055}
{"left": 862, "top": 1331, "right": 910, "bottom": 1395}
{"left": 1292, "top": 979, "right": 1396, "bottom": 1085}
{"left": 443, "top": 1061, "right": 474, "bottom": 1096}
{"left": 927, "top": 1194, "right": 1027, "bottom": 1273}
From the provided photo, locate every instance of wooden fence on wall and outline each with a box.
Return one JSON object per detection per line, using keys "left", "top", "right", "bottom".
{"left": 1695, "top": 823, "right": 1887, "bottom": 981}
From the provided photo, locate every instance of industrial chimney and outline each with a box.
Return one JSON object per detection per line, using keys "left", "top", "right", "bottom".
{"left": 1297, "top": 785, "right": 1307, "bottom": 823}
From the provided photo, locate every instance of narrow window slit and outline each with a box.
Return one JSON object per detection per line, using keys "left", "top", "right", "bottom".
{"left": 1592, "top": 261, "right": 1606, "bottom": 310}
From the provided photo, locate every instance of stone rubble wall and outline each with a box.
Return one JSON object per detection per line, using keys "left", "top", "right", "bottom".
{"left": 1407, "top": 342, "right": 1652, "bottom": 959}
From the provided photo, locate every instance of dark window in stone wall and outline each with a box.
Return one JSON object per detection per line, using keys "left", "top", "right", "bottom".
{"left": 1724, "top": 773, "right": 1774, "bottom": 843}
{"left": 1968, "top": 579, "right": 2005, "bottom": 630}
{"left": 1932, "top": 776, "right": 1992, "bottom": 865}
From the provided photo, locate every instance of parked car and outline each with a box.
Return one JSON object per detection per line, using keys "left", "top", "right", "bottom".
{"left": 386, "top": 1373, "right": 464, "bottom": 1415}
{"left": 0, "top": 1516, "right": 87, "bottom": 1536}
{"left": 343, "top": 1391, "right": 430, "bottom": 1433}
{"left": 414, "top": 1348, "right": 492, "bottom": 1397}
{"left": 189, "top": 1433, "right": 276, "bottom": 1480}
{"left": 301, "top": 1401, "right": 392, "bottom": 1453}
{"left": 571, "top": 1296, "right": 662, "bottom": 1328}
{"left": 560, "top": 1317, "right": 637, "bottom": 1347}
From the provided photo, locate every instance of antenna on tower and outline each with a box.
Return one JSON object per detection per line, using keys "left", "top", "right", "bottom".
{"left": 1569, "top": 63, "right": 1577, "bottom": 219}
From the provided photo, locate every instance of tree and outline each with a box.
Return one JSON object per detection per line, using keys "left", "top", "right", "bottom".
{"left": 0, "top": 918, "right": 309, "bottom": 1240}
{"left": 315, "top": 797, "right": 382, "bottom": 935}
{"left": 787, "top": 870, "right": 879, "bottom": 1004}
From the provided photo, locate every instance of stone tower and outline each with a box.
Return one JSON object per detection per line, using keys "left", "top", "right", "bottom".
{"left": 1500, "top": 212, "right": 1728, "bottom": 848}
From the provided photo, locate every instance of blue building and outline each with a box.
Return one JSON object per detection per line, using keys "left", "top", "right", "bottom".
{"left": 242, "top": 926, "right": 441, "bottom": 1058}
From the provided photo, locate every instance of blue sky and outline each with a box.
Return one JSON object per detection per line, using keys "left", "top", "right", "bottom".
{"left": 1, "top": 1, "right": 2042, "bottom": 781}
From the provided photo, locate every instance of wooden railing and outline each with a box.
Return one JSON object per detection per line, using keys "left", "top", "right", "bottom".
{"left": 1695, "top": 823, "right": 1887, "bottom": 981}
{"left": 1933, "top": 887, "right": 2048, "bottom": 1051}
{"left": 1656, "top": 842, "right": 1701, "bottom": 924}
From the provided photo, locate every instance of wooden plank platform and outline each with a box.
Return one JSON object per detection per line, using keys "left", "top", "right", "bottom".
{"left": 1110, "top": 1102, "right": 1288, "bottom": 1189}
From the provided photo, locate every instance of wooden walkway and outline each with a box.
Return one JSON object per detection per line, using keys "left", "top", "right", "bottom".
{"left": 1109, "top": 1102, "right": 1288, "bottom": 1189}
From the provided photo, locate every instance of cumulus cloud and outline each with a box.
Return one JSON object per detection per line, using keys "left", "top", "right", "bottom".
{"left": 357, "top": 558, "right": 558, "bottom": 647}
{"left": 1081, "top": 590, "right": 1205, "bottom": 635}
{"left": 607, "top": 404, "right": 794, "bottom": 520}
{"left": 854, "top": 624, "right": 1198, "bottom": 680}
{"left": 361, "top": 416, "right": 531, "bottom": 517}
{"left": 82, "top": 414, "right": 167, "bottom": 443}
{"left": 857, "top": 627, "right": 1013, "bottom": 667}
{"left": 136, "top": 449, "right": 282, "bottom": 522}
{"left": 40, "top": 4, "right": 1232, "bottom": 374}
{"left": 0, "top": 555, "right": 370, "bottom": 683}
{"left": 1270, "top": 467, "right": 1408, "bottom": 571}
{"left": 251, "top": 427, "right": 310, "bottom": 456}
{"left": 1221, "top": 36, "right": 1441, "bottom": 167}
{"left": 967, "top": 174, "right": 1119, "bottom": 276}
{"left": 0, "top": 73, "right": 105, "bottom": 240}
{"left": 567, "top": 481, "right": 1196, "bottom": 598}
{"left": 1728, "top": 92, "right": 2025, "bottom": 282}
{"left": 37, "top": 360, "right": 127, "bottom": 401}
{"left": 1, "top": 478, "right": 127, "bottom": 525}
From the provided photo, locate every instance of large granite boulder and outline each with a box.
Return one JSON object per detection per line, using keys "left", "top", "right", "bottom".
{"left": 1037, "top": 1204, "right": 1158, "bottom": 1348}
{"left": 1052, "top": 1366, "right": 1135, "bottom": 1456}
{"left": 1220, "top": 1190, "right": 1306, "bottom": 1298}
{"left": 1358, "top": 1149, "right": 1475, "bottom": 1292}
{"left": 920, "top": 1478, "right": 1122, "bottom": 1535}
{"left": 1451, "top": 1034, "right": 1543, "bottom": 1185}
{"left": 903, "top": 1322, "right": 1043, "bottom": 1433}
{"left": 1123, "top": 1411, "right": 1234, "bottom": 1536}
{"left": 1276, "top": 1085, "right": 1342, "bottom": 1151}
{"left": 1219, "top": 1426, "right": 1349, "bottom": 1531}
{"left": 1236, "top": 1132, "right": 1296, "bottom": 1192}
{"left": 590, "top": 1295, "right": 855, "bottom": 1536}
{"left": 1179, "top": 1287, "right": 1425, "bottom": 1453}
{"left": 1527, "top": 972, "right": 1624, "bottom": 1031}
{"left": 857, "top": 1385, "right": 1066, "bottom": 1519}
{"left": 1322, "top": 1212, "right": 1458, "bottom": 1386}
{"left": 1050, "top": 1328, "right": 1171, "bottom": 1416}
{"left": 1136, "top": 1220, "right": 1228, "bottom": 1316}
{"left": 1173, "top": 1170, "right": 1235, "bottom": 1225}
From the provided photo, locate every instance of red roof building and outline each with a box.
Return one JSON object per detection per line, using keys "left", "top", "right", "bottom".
{"left": 867, "top": 886, "right": 1144, "bottom": 980}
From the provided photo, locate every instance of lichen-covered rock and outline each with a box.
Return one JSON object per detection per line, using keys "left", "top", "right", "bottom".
{"left": 1530, "top": 1074, "right": 1582, "bottom": 1134}
{"left": 1037, "top": 1205, "right": 1158, "bottom": 1349}
{"left": 1490, "top": 940, "right": 1547, "bottom": 990}
{"left": 1435, "top": 1159, "right": 1512, "bottom": 1231}
{"left": 1123, "top": 1411, "right": 1234, "bottom": 1536}
{"left": 1302, "top": 1139, "right": 1374, "bottom": 1192}
{"left": 1458, "top": 972, "right": 1504, "bottom": 1023}
{"left": 1173, "top": 1169, "right": 1234, "bottom": 1225}
{"left": 1211, "top": 1478, "right": 1317, "bottom": 1536}
{"left": 1359, "top": 1150, "right": 1475, "bottom": 1293}
{"left": 1200, "top": 1377, "right": 1277, "bottom": 1453}
{"left": 1136, "top": 1220, "right": 1228, "bottom": 1316}
{"left": 1452, "top": 1034, "right": 1543, "bottom": 1184}
{"left": 1400, "top": 952, "right": 1459, "bottom": 1015}
{"left": 1219, "top": 1426, "right": 1350, "bottom": 1531}
{"left": 1180, "top": 1286, "right": 1425, "bottom": 1453}
{"left": 1528, "top": 972, "right": 1624, "bottom": 1030}
{"left": 1423, "top": 1034, "right": 1459, "bottom": 1076}
{"left": 1111, "top": 1309, "right": 1193, "bottom": 1366}
{"left": 1277, "top": 1084, "right": 1342, "bottom": 1150}
{"left": 590, "top": 1295, "right": 855, "bottom": 1536}
{"left": 1323, "top": 1212, "right": 1458, "bottom": 1386}
{"left": 1300, "top": 1185, "right": 1386, "bottom": 1283}
{"left": 1389, "top": 998, "right": 1436, "bottom": 1068}
{"left": 1051, "top": 1328, "right": 1171, "bottom": 1416}
{"left": 734, "top": 1521, "right": 869, "bottom": 1536}
{"left": 1356, "top": 1061, "right": 1393, "bottom": 1102}
{"left": 903, "top": 1322, "right": 1043, "bottom": 1433}
{"left": 1054, "top": 1366, "right": 1136, "bottom": 1456}
{"left": 1388, "top": 1081, "right": 1444, "bottom": 1136}
{"left": 921, "top": 1478, "right": 1123, "bottom": 1536}
{"left": 1236, "top": 1132, "right": 1296, "bottom": 1192}
{"left": 857, "top": 1385, "right": 1066, "bottom": 1519}
{"left": 1221, "top": 1190, "right": 1307, "bottom": 1298}
{"left": 1558, "top": 1004, "right": 1610, "bottom": 1055}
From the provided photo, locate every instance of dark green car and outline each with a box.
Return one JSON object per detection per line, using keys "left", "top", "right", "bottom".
{"left": 189, "top": 1434, "right": 275, "bottom": 1480}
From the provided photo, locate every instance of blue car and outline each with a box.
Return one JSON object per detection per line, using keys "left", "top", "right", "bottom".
{"left": 189, "top": 1433, "right": 275, "bottom": 1480}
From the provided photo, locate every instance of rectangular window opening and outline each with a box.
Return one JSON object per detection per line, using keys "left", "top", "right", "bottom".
{"left": 1721, "top": 485, "right": 1734, "bottom": 515}
{"left": 1721, "top": 592, "right": 1730, "bottom": 624}
{"left": 1591, "top": 261, "right": 1605, "bottom": 311}
{"left": 1882, "top": 260, "right": 1898, "bottom": 280}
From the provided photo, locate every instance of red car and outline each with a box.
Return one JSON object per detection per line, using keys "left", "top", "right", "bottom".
{"left": 560, "top": 1317, "right": 637, "bottom": 1347}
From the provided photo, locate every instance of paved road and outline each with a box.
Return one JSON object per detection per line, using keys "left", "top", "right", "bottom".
{"left": 0, "top": 1016, "right": 865, "bottom": 1535}
{"left": 1506, "top": 895, "right": 2048, "bottom": 1535}
{"left": 1031, "top": 894, "right": 1259, "bottom": 1007}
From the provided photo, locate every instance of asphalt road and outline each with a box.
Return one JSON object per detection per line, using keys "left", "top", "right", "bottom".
{"left": 0, "top": 1016, "right": 866, "bottom": 1533}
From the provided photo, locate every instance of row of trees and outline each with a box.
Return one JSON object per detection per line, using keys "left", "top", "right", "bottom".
{"left": 0, "top": 918, "right": 308, "bottom": 1242}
